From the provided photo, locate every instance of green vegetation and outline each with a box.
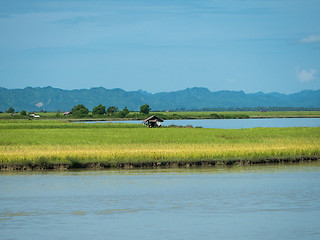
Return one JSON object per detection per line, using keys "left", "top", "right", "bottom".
{"left": 0, "top": 120, "right": 145, "bottom": 129}
{"left": 140, "top": 104, "right": 151, "bottom": 114}
{"left": 118, "top": 107, "right": 130, "bottom": 118}
{"left": 0, "top": 120, "right": 319, "bottom": 167}
{"left": 107, "top": 106, "right": 118, "bottom": 115}
{"left": 1, "top": 110, "right": 319, "bottom": 120}
{"left": 71, "top": 104, "right": 89, "bottom": 118}
{"left": 92, "top": 104, "right": 106, "bottom": 116}
{"left": 6, "top": 107, "right": 15, "bottom": 113}
{"left": 20, "top": 110, "right": 27, "bottom": 116}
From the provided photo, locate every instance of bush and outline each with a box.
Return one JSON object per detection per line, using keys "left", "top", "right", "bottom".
{"left": 210, "top": 113, "right": 221, "bottom": 119}
{"left": 71, "top": 104, "right": 89, "bottom": 118}
{"left": 92, "top": 104, "right": 106, "bottom": 115}
{"left": 20, "top": 110, "right": 27, "bottom": 116}
{"left": 118, "top": 107, "right": 129, "bottom": 118}
{"left": 6, "top": 107, "right": 15, "bottom": 113}
{"left": 140, "top": 104, "right": 151, "bottom": 114}
{"left": 107, "top": 106, "right": 118, "bottom": 116}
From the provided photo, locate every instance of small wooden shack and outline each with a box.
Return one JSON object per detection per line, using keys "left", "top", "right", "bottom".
{"left": 143, "top": 115, "right": 164, "bottom": 128}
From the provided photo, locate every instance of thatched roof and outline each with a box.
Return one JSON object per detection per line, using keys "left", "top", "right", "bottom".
{"left": 143, "top": 115, "right": 164, "bottom": 123}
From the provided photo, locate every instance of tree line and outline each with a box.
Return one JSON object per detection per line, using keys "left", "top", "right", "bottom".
{"left": 2, "top": 104, "right": 152, "bottom": 119}
{"left": 70, "top": 104, "right": 151, "bottom": 118}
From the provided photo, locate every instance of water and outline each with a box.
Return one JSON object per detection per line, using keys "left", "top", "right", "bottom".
{"left": 88, "top": 118, "right": 320, "bottom": 128}
{"left": 1, "top": 162, "right": 320, "bottom": 240}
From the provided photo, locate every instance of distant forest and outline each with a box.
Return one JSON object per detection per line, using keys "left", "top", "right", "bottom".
{"left": 0, "top": 86, "right": 319, "bottom": 112}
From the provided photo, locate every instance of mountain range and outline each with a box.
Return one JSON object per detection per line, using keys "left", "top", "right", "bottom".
{"left": 0, "top": 86, "right": 319, "bottom": 112}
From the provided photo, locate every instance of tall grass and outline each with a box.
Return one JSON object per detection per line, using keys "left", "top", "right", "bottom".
{"left": 0, "top": 120, "right": 319, "bottom": 166}
{"left": 1, "top": 143, "right": 318, "bottom": 166}
{"left": 0, "top": 120, "right": 144, "bottom": 129}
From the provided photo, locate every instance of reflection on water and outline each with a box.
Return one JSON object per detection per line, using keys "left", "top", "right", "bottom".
{"left": 1, "top": 162, "right": 320, "bottom": 240}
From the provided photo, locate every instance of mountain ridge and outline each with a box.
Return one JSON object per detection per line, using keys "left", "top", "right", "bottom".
{"left": 0, "top": 86, "right": 319, "bottom": 112}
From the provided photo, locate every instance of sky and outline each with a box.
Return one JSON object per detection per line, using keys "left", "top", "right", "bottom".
{"left": 0, "top": 0, "right": 320, "bottom": 94}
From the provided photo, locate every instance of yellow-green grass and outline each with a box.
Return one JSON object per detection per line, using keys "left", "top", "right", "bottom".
{"left": 0, "top": 120, "right": 319, "bottom": 167}
{"left": 0, "top": 120, "right": 145, "bottom": 129}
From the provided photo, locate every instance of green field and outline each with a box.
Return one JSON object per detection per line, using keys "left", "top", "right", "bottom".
{"left": 0, "top": 120, "right": 319, "bottom": 168}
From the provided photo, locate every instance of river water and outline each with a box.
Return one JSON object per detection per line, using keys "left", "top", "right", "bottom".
{"left": 105, "top": 118, "right": 320, "bottom": 128}
{"left": 1, "top": 162, "right": 320, "bottom": 240}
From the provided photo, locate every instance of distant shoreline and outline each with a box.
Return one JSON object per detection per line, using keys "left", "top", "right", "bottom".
{"left": 70, "top": 116, "right": 320, "bottom": 122}
{"left": 2, "top": 110, "right": 320, "bottom": 121}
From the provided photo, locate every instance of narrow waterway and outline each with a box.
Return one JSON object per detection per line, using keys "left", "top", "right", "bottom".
{"left": 90, "top": 117, "right": 320, "bottom": 128}
{"left": 1, "top": 162, "right": 320, "bottom": 240}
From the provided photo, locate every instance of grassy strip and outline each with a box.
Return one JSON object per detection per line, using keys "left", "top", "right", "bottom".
{"left": 0, "top": 122, "right": 319, "bottom": 167}
{"left": 1, "top": 144, "right": 319, "bottom": 166}
{"left": 1, "top": 111, "right": 320, "bottom": 120}
{"left": 0, "top": 120, "right": 144, "bottom": 129}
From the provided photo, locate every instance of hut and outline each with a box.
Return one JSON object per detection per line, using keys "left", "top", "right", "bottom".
{"left": 143, "top": 115, "right": 164, "bottom": 128}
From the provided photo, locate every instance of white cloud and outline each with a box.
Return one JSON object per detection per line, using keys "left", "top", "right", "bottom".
{"left": 297, "top": 69, "right": 317, "bottom": 82}
{"left": 300, "top": 34, "right": 320, "bottom": 43}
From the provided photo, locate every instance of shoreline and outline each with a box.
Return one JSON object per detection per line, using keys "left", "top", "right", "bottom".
{"left": 70, "top": 116, "right": 320, "bottom": 122}
{"left": 1, "top": 157, "right": 319, "bottom": 171}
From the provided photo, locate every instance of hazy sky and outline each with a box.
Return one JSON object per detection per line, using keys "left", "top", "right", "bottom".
{"left": 0, "top": 0, "right": 319, "bottom": 93}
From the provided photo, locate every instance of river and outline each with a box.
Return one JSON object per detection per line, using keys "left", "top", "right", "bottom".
{"left": 92, "top": 118, "right": 320, "bottom": 128}
{"left": 1, "top": 162, "right": 320, "bottom": 240}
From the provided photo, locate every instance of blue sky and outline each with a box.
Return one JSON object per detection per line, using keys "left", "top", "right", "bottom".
{"left": 0, "top": 0, "right": 319, "bottom": 93}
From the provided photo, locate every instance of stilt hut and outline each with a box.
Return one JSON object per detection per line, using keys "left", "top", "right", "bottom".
{"left": 143, "top": 115, "right": 164, "bottom": 128}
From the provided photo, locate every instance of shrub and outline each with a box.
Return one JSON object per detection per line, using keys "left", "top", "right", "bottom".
{"left": 71, "top": 104, "right": 89, "bottom": 118}
{"left": 92, "top": 104, "right": 106, "bottom": 115}
{"left": 118, "top": 107, "right": 129, "bottom": 118}
{"left": 140, "top": 104, "right": 151, "bottom": 114}
{"left": 20, "top": 110, "right": 27, "bottom": 116}
{"left": 6, "top": 107, "right": 15, "bottom": 113}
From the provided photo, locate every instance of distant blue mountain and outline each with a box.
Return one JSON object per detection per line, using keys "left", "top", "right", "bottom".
{"left": 0, "top": 86, "right": 319, "bottom": 112}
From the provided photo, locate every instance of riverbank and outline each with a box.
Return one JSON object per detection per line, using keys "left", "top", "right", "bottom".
{"left": 0, "top": 120, "right": 319, "bottom": 171}
{"left": 1, "top": 110, "right": 320, "bottom": 121}
{"left": 1, "top": 157, "right": 319, "bottom": 171}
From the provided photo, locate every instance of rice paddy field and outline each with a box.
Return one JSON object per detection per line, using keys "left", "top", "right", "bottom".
{"left": 0, "top": 120, "right": 319, "bottom": 169}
